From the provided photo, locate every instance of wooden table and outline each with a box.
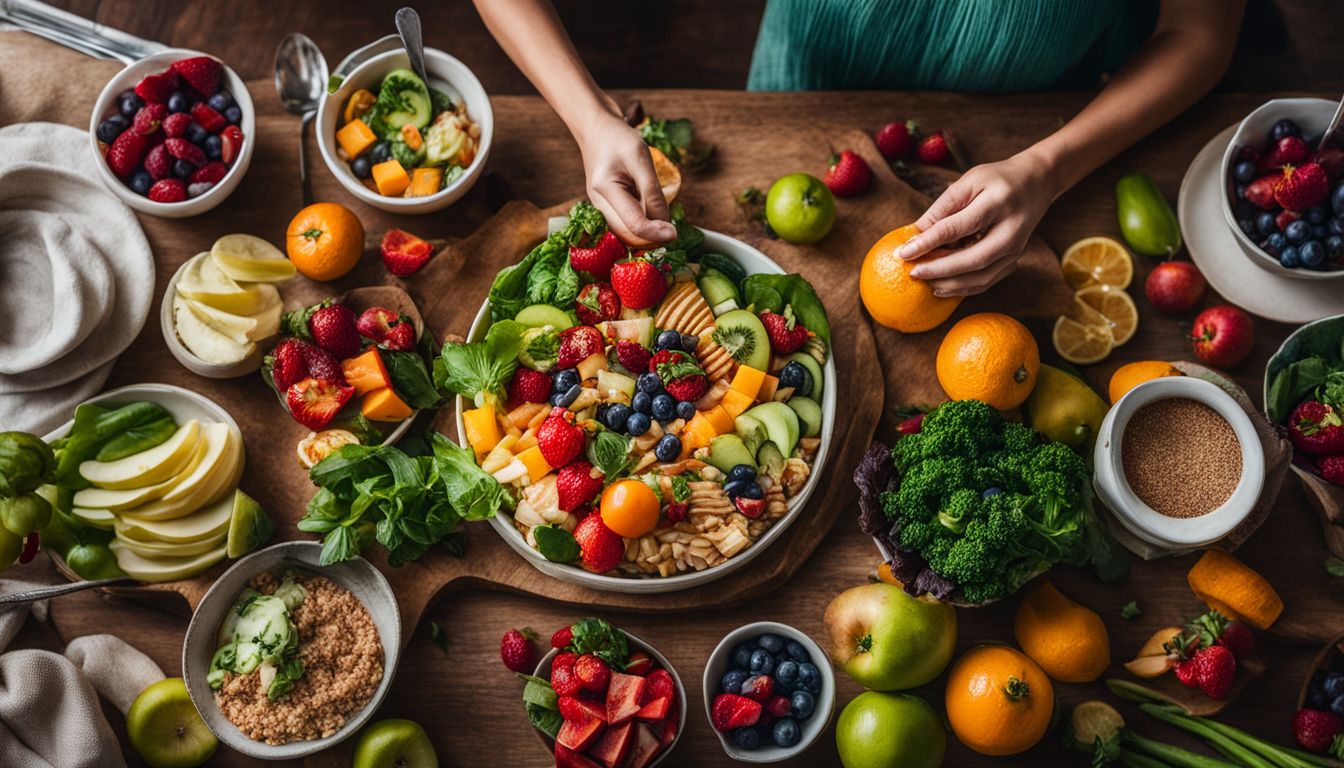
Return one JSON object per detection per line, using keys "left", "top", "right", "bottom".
{"left": 5, "top": 27, "right": 1343, "bottom": 768}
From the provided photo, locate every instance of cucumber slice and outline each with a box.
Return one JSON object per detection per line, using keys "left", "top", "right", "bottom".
{"left": 787, "top": 352, "right": 824, "bottom": 399}
{"left": 698, "top": 268, "right": 741, "bottom": 311}
{"left": 516, "top": 304, "right": 574, "bottom": 330}
{"left": 377, "top": 69, "right": 432, "bottom": 131}
{"left": 787, "top": 396, "right": 821, "bottom": 439}
{"left": 226, "top": 490, "right": 273, "bottom": 558}
{"left": 757, "top": 442, "right": 785, "bottom": 479}
{"left": 699, "top": 253, "right": 747, "bottom": 286}
{"left": 707, "top": 435, "right": 756, "bottom": 473}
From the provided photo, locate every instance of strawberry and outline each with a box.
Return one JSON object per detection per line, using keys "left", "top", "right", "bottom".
{"left": 1188, "top": 610, "right": 1255, "bottom": 660}
{"left": 381, "top": 322, "right": 416, "bottom": 352}
{"left": 576, "top": 283, "right": 621, "bottom": 325}
{"left": 381, "top": 229, "right": 435, "bottom": 276}
{"left": 161, "top": 112, "right": 191, "bottom": 138}
{"left": 558, "top": 325, "right": 604, "bottom": 369}
{"left": 190, "top": 102, "right": 227, "bottom": 133}
{"left": 624, "top": 652, "right": 653, "bottom": 676}
{"left": 220, "top": 125, "right": 244, "bottom": 165}
{"left": 1276, "top": 162, "right": 1330, "bottom": 211}
{"left": 553, "top": 651, "right": 578, "bottom": 670}
{"left": 575, "top": 655, "right": 611, "bottom": 691}
{"left": 144, "top": 143, "right": 173, "bottom": 180}
{"left": 916, "top": 130, "right": 950, "bottom": 165}
{"left": 735, "top": 496, "right": 766, "bottom": 518}
{"left": 1244, "top": 174, "right": 1281, "bottom": 210}
{"left": 557, "top": 460, "right": 604, "bottom": 512}
{"left": 664, "top": 501, "right": 688, "bottom": 523}
{"left": 650, "top": 349, "right": 706, "bottom": 402}
{"left": 147, "top": 178, "right": 187, "bottom": 203}
{"left": 570, "top": 231, "right": 626, "bottom": 280}
{"left": 537, "top": 410, "right": 585, "bottom": 467}
{"left": 1191, "top": 645, "right": 1236, "bottom": 699}
{"left": 1319, "top": 455, "right": 1344, "bottom": 485}
{"left": 500, "top": 627, "right": 535, "bottom": 673}
{"left": 610, "top": 259, "right": 668, "bottom": 310}
{"left": 133, "top": 68, "right": 178, "bottom": 104}
{"left": 189, "top": 161, "right": 228, "bottom": 185}
{"left": 356, "top": 307, "right": 402, "bottom": 342}
{"left": 824, "top": 149, "right": 872, "bottom": 197}
{"left": 268, "top": 338, "right": 311, "bottom": 391}
{"left": 645, "top": 669, "right": 675, "bottom": 701}
{"left": 739, "top": 675, "right": 774, "bottom": 702}
{"left": 551, "top": 626, "right": 575, "bottom": 650}
{"left": 300, "top": 343, "right": 345, "bottom": 383}
{"left": 165, "top": 137, "right": 205, "bottom": 166}
{"left": 285, "top": 378, "right": 354, "bottom": 430}
{"left": 1259, "top": 135, "right": 1311, "bottom": 172}
{"left": 510, "top": 368, "right": 553, "bottom": 405}
{"left": 760, "top": 310, "right": 809, "bottom": 354}
{"left": 875, "top": 120, "right": 913, "bottom": 160}
{"left": 132, "top": 103, "right": 167, "bottom": 135}
{"left": 711, "top": 694, "right": 762, "bottom": 732}
{"left": 1276, "top": 209, "right": 1301, "bottom": 230}
{"left": 765, "top": 694, "right": 791, "bottom": 719}
{"left": 613, "top": 340, "right": 653, "bottom": 375}
{"left": 557, "top": 696, "right": 588, "bottom": 724}
{"left": 1173, "top": 656, "right": 1199, "bottom": 688}
{"left": 308, "top": 303, "right": 362, "bottom": 359}
{"left": 1288, "top": 400, "right": 1344, "bottom": 456}
{"left": 170, "top": 56, "right": 223, "bottom": 96}
{"left": 551, "top": 664, "right": 583, "bottom": 696}
{"left": 105, "top": 129, "right": 149, "bottom": 178}
{"left": 573, "top": 513, "right": 624, "bottom": 573}
{"left": 1293, "top": 709, "right": 1343, "bottom": 753}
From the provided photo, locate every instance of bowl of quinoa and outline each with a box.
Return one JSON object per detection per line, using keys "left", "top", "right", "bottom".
{"left": 182, "top": 541, "right": 401, "bottom": 760}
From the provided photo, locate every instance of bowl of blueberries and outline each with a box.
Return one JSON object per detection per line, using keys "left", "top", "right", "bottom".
{"left": 703, "top": 622, "right": 834, "bottom": 763}
{"left": 1221, "top": 98, "right": 1344, "bottom": 278}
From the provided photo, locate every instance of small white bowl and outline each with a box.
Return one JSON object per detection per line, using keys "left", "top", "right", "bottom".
{"left": 1220, "top": 97, "right": 1340, "bottom": 280}
{"left": 317, "top": 47, "right": 493, "bottom": 214}
{"left": 702, "top": 621, "right": 835, "bottom": 763}
{"left": 160, "top": 260, "right": 273, "bottom": 378}
{"left": 182, "top": 541, "right": 401, "bottom": 761}
{"left": 89, "top": 48, "right": 255, "bottom": 218}
{"left": 1093, "top": 377, "right": 1265, "bottom": 550}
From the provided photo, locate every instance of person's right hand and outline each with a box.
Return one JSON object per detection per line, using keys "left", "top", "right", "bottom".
{"left": 576, "top": 113, "right": 677, "bottom": 246}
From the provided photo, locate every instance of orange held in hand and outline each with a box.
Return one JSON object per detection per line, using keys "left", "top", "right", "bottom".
{"left": 600, "top": 479, "right": 660, "bottom": 538}
{"left": 935, "top": 312, "right": 1039, "bottom": 410}
{"left": 286, "top": 202, "right": 365, "bottom": 281}
{"left": 945, "top": 645, "right": 1053, "bottom": 756}
{"left": 859, "top": 224, "right": 961, "bottom": 332}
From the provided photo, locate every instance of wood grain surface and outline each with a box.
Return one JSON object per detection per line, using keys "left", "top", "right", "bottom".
{"left": 5, "top": 22, "right": 1344, "bottom": 768}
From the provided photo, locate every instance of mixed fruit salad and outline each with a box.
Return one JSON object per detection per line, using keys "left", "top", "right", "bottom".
{"left": 96, "top": 55, "right": 246, "bottom": 203}
{"left": 334, "top": 68, "right": 480, "bottom": 198}
{"left": 1227, "top": 116, "right": 1344, "bottom": 270}
{"left": 1265, "top": 320, "right": 1344, "bottom": 486}
{"left": 440, "top": 202, "right": 830, "bottom": 578}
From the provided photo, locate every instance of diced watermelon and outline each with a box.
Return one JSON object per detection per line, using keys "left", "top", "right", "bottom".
{"left": 572, "top": 695, "right": 608, "bottom": 724}
{"left": 658, "top": 714, "right": 678, "bottom": 747}
{"left": 634, "top": 696, "right": 670, "bottom": 722}
{"left": 628, "top": 723, "right": 665, "bottom": 768}
{"left": 556, "top": 715, "right": 605, "bottom": 753}
{"left": 555, "top": 742, "right": 604, "bottom": 768}
{"left": 605, "top": 672, "right": 646, "bottom": 725}
{"left": 588, "top": 721, "right": 635, "bottom": 768}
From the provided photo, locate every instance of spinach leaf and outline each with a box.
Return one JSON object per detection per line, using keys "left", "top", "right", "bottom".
{"left": 587, "top": 430, "right": 632, "bottom": 480}
{"left": 1267, "top": 355, "right": 1329, "bottom": 421}
{"left": 431, "top": 433, "right": 512, "bottom": 520}
{"left": 384, "top": 350, "right": 443, "bottom": 410}
{"left": 569, "top": 618, "right": 628, "bottom": 669}
{"left": 436, "top": 320, "right": 527, "bottom": 409}
{"left": 54, "top": 401, "right": 177, "bottom": 488}
{"left": 526, "top": 703, "right": 563, "bottom": 739}
{"left": 741, "top": 273, "right": 831, "bottom": 347}
{"left": 488, "top": 201, "right": 608, "bottom": 321}
{"left": 534, "top": 525, "right": 580, "bottom": 563}
{"left": 95, "top": 414, "right": 177, "bottom": 462}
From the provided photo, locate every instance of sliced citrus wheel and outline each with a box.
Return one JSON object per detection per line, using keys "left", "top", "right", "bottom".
{"left": 649, "top": 145, "right": 682, "bottom": 204}
{"left": 1074, "top": 284, "right": 1139, "bottom": 346}
{"left": 1061, "top": 236, "right": 1133, "bottom": 291}
{"left": 1053, "top": 301, "right": 1114, "bottom": 365}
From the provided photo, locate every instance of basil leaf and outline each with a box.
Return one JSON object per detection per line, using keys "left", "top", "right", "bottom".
{"left": 384, "top": 351, "right": 443, "bottom": 410}
{"left": 534, "top": 525, "right": 580, "bottom": 563}
{"left": 569, "top": 618, "right": 628, "bottom": 669}
{"left": 587, "top": 430, "right": 631, "bottom": 480}
{"left": 526, "top": 702, "right": 563, "bottom": 739}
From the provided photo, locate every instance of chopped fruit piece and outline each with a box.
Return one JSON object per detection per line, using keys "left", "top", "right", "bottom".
{"left": 408, "top": 166, "right": 442, "bottom": 197}
{"left": 336, "top": 118, "right": 377, "bottom": 158}
{"left": 400, "top": 123, "right": 424, "bottom": 151}
{"left": 170, "top": 56, "right": 222, "bottom": 95}
{"left": 634, "top": 696, "right": 670, "bottom": 721}
{"left": 729, "top": 365, "right": 767, "bottom": 399}
{"left": 757, "top": 374, "right": 781, "bottom": 403}
{"left": 711, "top": 693, "right": 762, "bottom": 731}
{"left": 361, "top": 387, "right": 413, "bottom": 421}
{"left": 342, "top": 89, "right": 376, "bottom": 125}
{"left": 286, "top": 378, "right": 354, "bottom": 430}
{"left": 683, "top": 412, "right": 718, "bottom": 447}
{"left": 133, "top": 68, "right": 178, "bottom": 104}
{"left": 577, "top": 351, "right": 610, "bottom": 381}
{"left": 627, "top": 724, "right": 664, "bottom": 768}
{"left": 340, "top": 348, "right": 392, "bottom": 395}
{"left": 371, "top": 158, "right": 411, "bottom": 197}
{"left": 704, "top": 405, "right": 735, "bottom": 435}
{"left": 589, "top": 721, "right": 635, "bottom": 768}
{"left": 720, "top": 388, "right": 754, "bottom": 418}
{"left": 515, "top": 445, "right": 552, "bottom": 483}
{"left": 556, "top": 717, "right": 605, "bottom": 754}
{"left": 380, "top": 228, "right": 435, "bottom": 276}
{"left": 463, "top": 406, "right": 503, "bottom": 459}
{"left": 606, "top": 673, "right": 647, "bottom": 725}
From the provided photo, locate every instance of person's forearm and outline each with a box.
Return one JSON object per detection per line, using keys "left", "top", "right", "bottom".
{"left": 1025, "top": 0, "right": 1244, "bottom": 197}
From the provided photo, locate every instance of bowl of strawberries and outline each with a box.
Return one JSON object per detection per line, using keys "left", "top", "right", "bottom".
{"left": 1221, "top": 98, "right": 1344, "bottom": 279}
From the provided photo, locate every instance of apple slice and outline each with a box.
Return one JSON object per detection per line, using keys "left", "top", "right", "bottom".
{"left": 72, "top": 506, "right": 116, "bottom": 529}
{"left": 1136, "top": 626, "right": 1183, "bottom": 658}
{"left": 79, "top": 420, "right": 201, "bottom": 490}
{"left": 176, "top": 252, "right": 280, "bottom": 316}
{"left": 183, "top": 296, "right": 280, "bottom": 344}
{"left": 122, "top": 424, "right": 241, "bottom": 522}
{"left": 1124, "top": 654, "right": 1176, "bottom": 679}
{"left": 110, "top": 539, "right": 225, "bottom": 582}
{"left": 116, "top": 491, "right": 234, "bottom": 544}
{"left": 210, "top": 234, "right": 295, "bottom": 282}
{"left": 172, "top": 295, "right": 254, "bottom": 365}
{"left": 115, "top": 528, "right": 227, "bottom": 558}
{"left": 72, "top": 437, "right": 208, "bottom": 511}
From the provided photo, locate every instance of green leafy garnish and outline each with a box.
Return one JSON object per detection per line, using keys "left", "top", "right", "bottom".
{"left": 53, "top": 402, "right": 177, "bottom": 488}
{"left": 587, "top": 430, "right": 632, "bottom": 480}
{"left": 1327, "top": 556, "right": 1344, "bottom": 578}
{"left": 384, "top": 351, "right": 442, "bottom": 410}
{"left": 526, "top": 703, "right": 563, "bottom": 739}
{"left": 569, "top": 618, "right": 629, "bottom": 669}
{"left": 1120, "top": 601, "right": 1141, "bottom": 620}
{"left": 669, "top": 474, "right": 692, "bottom": 503}
{"left": 741, "top": 273, "right": 832, "bottom": 347}
{"left": 489, "top": 201, "right": 606, "bottom": 321}
{"left": 435, "top": 320, "right": 527, "bottom": 410}
{"left": 639, "top": 115, "right": 713, "bottom": 168}
{"left": 534, "top": 525, "right": 581, "bottom": 563}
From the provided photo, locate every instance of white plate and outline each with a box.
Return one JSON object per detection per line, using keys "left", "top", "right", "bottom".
{"left": 456, "top": 229, "right": 838, "bottom": 594}
{"left": 1179, "top": 124, "right": 1344, "bottom": 323}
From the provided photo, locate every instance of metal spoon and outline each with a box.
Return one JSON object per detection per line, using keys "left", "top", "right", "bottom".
{"left": 0, "top": 577, "right": 136, "bottom": 607}
{"left": 394, "top": 7, "right": 430, "bottom": 86}
{"left": 274, "top": 33, "right": 329, "bottom": 208}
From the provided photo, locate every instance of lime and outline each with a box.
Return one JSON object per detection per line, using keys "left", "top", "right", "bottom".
{"left": 64, "top": 543, "right": 126, "bottom": 580}
{"left": 226, "top": 490, "right": 274, "bottom": 558}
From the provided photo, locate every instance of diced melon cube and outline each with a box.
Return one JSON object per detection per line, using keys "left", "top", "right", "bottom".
{"left": 371, "top": 159, "right": 411, "bottom": 197}
{"left": 730, "top": 366, "right": 767, "bottom": 399}
{"left": 704, "top": 405, "right": 735, "bottom": 435}
{"left": 463, "top": 406, "right": 502, "bottom": 459}
{"left": 720, "top": 388, "right": 754, "bottom": 419}
{"left": 757, "top": 374, "right": 781, "bottom": 403}
{"left": 362, "top": 387, "right": 413, "bottom": 421}
{"left": 336, "top": 119, "right": 377, "bottom": 158}
{"left": 515, "top": 445, "right": 552, "bottom": 483}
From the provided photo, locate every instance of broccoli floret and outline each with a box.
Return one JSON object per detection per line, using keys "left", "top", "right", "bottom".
{"left": 937, "top": 488, "right": 977, "bottom": 534}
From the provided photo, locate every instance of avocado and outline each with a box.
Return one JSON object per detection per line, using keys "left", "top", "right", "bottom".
{"left": 786, "top": 396, "right": 822, "bottom": 439}
{"left": 743, "top": 402, "right": 800, "bottom": 458}
{"left": 516, "top": 304, "right": 574, "bottom": 330}
{"left": 707, "top": 434, "right": 756, "bottom": 473}
{"left": 787, "top": 352, "right": 824, "bottom": 399}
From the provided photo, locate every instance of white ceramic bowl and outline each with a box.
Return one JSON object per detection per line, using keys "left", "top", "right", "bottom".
{"left": 181, "top": 541, "right": 401, "bottom": 761}
{"left": 317, "top": 48, "right": 492, "bottom": 214}
{"left": 40, "top": 382, "right": 241, "bottom": 444}
{"left": 89, "top": 48, "right": 255, "bottom": 218}
{"left": 160, "top": 260, "right": 274, "bottom": 378}
{"left": 456, "top": 230, "right": 838, "bottom": 593}
{"left": 702, "top": 622, "right": 834, "bottom": 762}
{"left": 1093, "top": 377, "right": 1264, "bottom": 549}
{"left": 531, "top": 630, "right": 685, "bottom": 765}
{"left": 1220, "top": 97, "right": 1340, "bottom": 280}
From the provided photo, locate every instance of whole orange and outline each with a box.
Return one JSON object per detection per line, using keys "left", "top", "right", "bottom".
{"left": 859, "top": 224, "right": 962, "bottom": 332}
{"left": 1108, "top": 360, "right": 1183, "bottom": 404}
{"left": 1013, "top": 581, "right": 1109, "bottom": 683}
{"left": 935, "top": 312, "right": 1039, "bottom": 410}
{"left": 945, "top": 645, "right": 1053, "bottom": 756}
{"left": 600, "top": 479, "right": 660, "bottom": 538}
{"left": 286, "top": 202, "right": 365, "bottom": 280}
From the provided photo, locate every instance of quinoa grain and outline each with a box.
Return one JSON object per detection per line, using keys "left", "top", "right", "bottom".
{"left": 1121, "top": 397, "right": 1242, "bottom": 518}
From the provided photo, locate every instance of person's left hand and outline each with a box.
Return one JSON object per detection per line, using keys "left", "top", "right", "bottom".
{"left": 897, "top": 151, "right": 1059, "bottom": 297}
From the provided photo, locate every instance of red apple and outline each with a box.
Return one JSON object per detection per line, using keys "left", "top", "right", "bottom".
{"left": 1190, "top": 305, "right": 1255, "bottom": 368}
{"left": 1145, "top": 261, "right": 1206, "bottom": 314}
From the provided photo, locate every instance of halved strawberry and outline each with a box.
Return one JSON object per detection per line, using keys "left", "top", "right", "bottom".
{"left": 220, "top": 125, "right": 244, "bottom": 165}
{"left": 710, "top": 693, "right": 762, "bottom": 731}
{"left": 570, "top": 230, "right": 626, "bottom": 279}
{"left": 190, "top": 101, "right": 227, "bottom": 133}
{"left": 576, "top": 282, "right": 621, "bottom": 325}
{"left": 285, "top": 378, "right": 354, "bottom": 430}
{"left": 170, "top": 56, "right": 223, "bottom": 95}
{"left": 133, "top": 68, "right": 179, "bottom": 104}
{"left": 380, "top": 228, "right": 435, "bottom": 276}
{"left": 558, "top": 325, "right": 604, "bottom": 369}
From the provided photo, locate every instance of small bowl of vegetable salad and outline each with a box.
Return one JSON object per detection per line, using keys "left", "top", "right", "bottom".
{"left": 317, "top": 47, "right": 492, "bottom": 214}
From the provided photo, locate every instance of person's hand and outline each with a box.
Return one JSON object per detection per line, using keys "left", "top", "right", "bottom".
{"left": 575, "top": 112, "right": 677, "bottom": 246}
{"left": 898, "top": 151, "right": 1059, "bottom": 296}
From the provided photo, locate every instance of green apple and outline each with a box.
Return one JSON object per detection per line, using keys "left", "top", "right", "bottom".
{"left": 126, "top": 678, "right": 217, "bottom": 768}
{"left": 823, "top": 582, "right": 956, "bottom": 690}
{"left": 837, "top": 691, "right": 944, "bottom": 768}
{"left": 0, "top": 525, "right": 21, "bottom": 569}
{"left": 353, "top": 718, "right": 439, "bottom": 768}
{"left": 765, "top": 173, "right": 836, "bottom": 244}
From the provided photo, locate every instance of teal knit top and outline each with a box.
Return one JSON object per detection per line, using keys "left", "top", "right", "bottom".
{"left": 747, "top": 0, "right": 1156, "bottom": 92}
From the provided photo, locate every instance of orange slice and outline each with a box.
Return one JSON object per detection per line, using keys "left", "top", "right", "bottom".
{"left": 1074, "top": 284, "right": 1139, "bottom": 346}
{"left": 1061, "top": 236, "right": 1133, "bottom": 291}
{"left": 649, "top": 146, "right": 681, "bottom": 204}
{"left": 1052, "top": 300, "right": 1114, "bottom": 365}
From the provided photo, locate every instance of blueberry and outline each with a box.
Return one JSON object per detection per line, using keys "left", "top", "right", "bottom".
{"left": 166, "top": 91, "right": 190, "bottom": 114}
{"left": 771, "top": 718, "right": 801, "bottom": 748}
{"left": 727, "top": 464, "right": 757, "bottom": 483}
{"left": 732, "top": 643, "right": 754, "bottom": 670}
{"left": 206, "top": 91, "right": 232, "bottom": 111}
{"left": 1333, "top": 184, "right": 1344, "bottom": 216}
{"left": 1232, "top": 160, "right": 1257, "bottom": 183}
{"left": 1308, "top": 206, "right": 1331, "bottom": 225}
{"left": 548, "top": 392, "right": 566, "bottom": 406}
{"left": 774, "top": 660, "right": 799, "bottom": 690}
{"left": 651, "top": 393, "right": 676, "bottom": 421}
{"left": 626, "top": 412, "right": 651, "bottom": 437}
{"left": 1255, "top": 211, "right": 1277, "bottom": 237}
{"left": 797, "top": 663, "right": 820, "bottom": 692}
{"left": 721, "top": 669, "right": 749, "bottom": 694}
{"left": 758, "top": 634, "right": 784, "bottom": 654}
{"left": 676, "top": 400, "right": 696, "bottom": 420}
{"left": 748, "top": 649, "right": 776, "bottom": 676}
{"left": 351, "top": 155, "right": 372, "bottom": 179}
{"left": 224, "top": 105, "right": 242, "bottom": 124}
{"left": 172, "top": 159, "right": 194, "bottom": 178}
{"left": 725, "top": 480, "right": 763, "bottom": 500}
{"left": 185, "top": 121, "right": 208, "bottom": 145}
{"left": 1302, "top": 240, "right": 1326, "bottom": 267}
{"left": 784, "top": 640, "right": 809, "bottom": 663}
{"left": 778, "top": 361, "right": 812, "bottom": 397}
{"left": 1280, "top": 245, "right": 1301, "bottom": 269}
{"left": 1237, "top": 219, "right": 1255, "bottom": 237}
{"left": 655, "top": 329, "right": 682, "bottom": 351}
{"left": 1286, "top": 220, "right": 1311, "bottom": 244}
{"left": 1233, "top": 198, "right": 1257, "bottom": 220}
{"left": 1323, "top": 673, "right": 1344, "bottom": 699}
{"left": 203, "top": 134, "right": 223, "bottom": 160}
{"left": 117, "top": 90, "right": 143, "bottom": 116}
{"left": 552, "top": 368, "right": 580, "bottom": 393}
{"left": 1316, "top": 225, "right": 1332, "bottom": 243}
{"left": 733, "top": 727, "right": 760, "bottom": 750}
{"left": 129, "top": 170, "right": 153, "bottom": 195}
{"left": 605, "top": 403, "right": 632, "bottom": 432}
{"left": 1309, "top": 688, "right": 1330, "bottom": 709}
{"left": 1331, "top": 216, "right": 1344, "bottom": 236}
{"left": 654, "top": 434, "right": 681, "bottom": 463}
{"left": 637, "top": 372, "right": 663, "bottom": 394}
{"left": 1329, "top": 235, "right": 1344, "bottom": 258}
{"left": 790, "top": 690, "right": 815, "bottom": 720}
{"left": 1333, "top": 694, "right": 1344, "bottom": 717}
{"left": 369, "top": 141, "right": 392, "bottom": 163}
{"left": 1267, "top": 232, "right": 1286, "bottom": 250}
{"left": 95, "top": 115, "right": 128, "bottom": 143}
{"left": 1270, "top": 118, "right": 1301, "bottom": 141}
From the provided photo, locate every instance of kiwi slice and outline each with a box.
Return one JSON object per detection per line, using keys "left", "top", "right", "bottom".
{"left": 226, "top": 489, "right": 274, "bottom": 558}
{"left": 711, "top": 309, "right": 771, "bottom": 371}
